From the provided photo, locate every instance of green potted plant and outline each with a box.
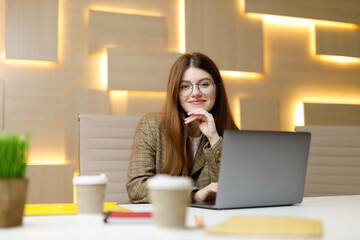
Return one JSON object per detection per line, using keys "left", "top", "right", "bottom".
{"left": 0, "top": 132, "right": 30, "bottom": 228}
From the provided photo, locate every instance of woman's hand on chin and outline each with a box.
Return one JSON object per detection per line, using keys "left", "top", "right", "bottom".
{"left": 184, "top": 110, "right": 220, "bottom": 146}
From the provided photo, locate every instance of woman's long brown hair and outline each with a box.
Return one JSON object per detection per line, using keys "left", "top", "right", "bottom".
{"left": 161, "top": 52, "right": 238, "bottom": 176}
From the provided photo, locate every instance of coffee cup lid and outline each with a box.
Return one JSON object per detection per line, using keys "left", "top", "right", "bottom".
{"left": 147, "top": 174, "right": 192, "bottom": 190}
{"left": 73, "top": 173, "right": 107, "bottom": 185}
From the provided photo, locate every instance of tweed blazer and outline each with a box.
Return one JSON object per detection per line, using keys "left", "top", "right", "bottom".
{"left": 126, "top": 112, "right": 223, "bottom": 203}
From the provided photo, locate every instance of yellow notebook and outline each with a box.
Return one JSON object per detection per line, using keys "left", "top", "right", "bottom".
{"left": 207, "top": 216, "right": 322, "bottom": 237}
{"left": 24, "top": 202, "right": 131, "bottom": 216}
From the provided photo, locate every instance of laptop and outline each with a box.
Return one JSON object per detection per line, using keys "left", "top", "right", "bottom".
{"left": 190, "top": 130, "right": 311, "bottom": 209}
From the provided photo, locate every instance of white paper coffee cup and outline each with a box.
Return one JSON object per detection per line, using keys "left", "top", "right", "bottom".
{"left": 73, "top": 174, "right": 107, "bottom": 214}
{"left": 147, "top": 175, "right": 192, "bottom": 228}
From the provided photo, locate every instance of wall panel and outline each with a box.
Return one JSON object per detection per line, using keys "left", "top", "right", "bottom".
{"left": 4, "top": 84, "right": 66, "bottom": 163}
{"left": 245, "top": 0, "right": 360, "bottom": 25}
{"left": 26, "top": 164, "right": 74, "bottom": 203}
{"left": 316, "top": 25, "right": 360, "bottom": 58}
{"left": 89, "top": 10, "right": 166, "bottom": 53}
{"left": 240, "top": 98, "right": 279, "bottom": 130}
{"left": 84, "top": 0, "right": 180, "bottom": 52}
{"left": 5, "top": 0, "right": 58, "bottom": 61}
{"left": 108, "top": 48, "right": 181, "bottom": 91}
{"left": 127, "top": 92, "right": 165, "bottom": 116}
{"left": 304, "top": 103, "right": 360, "bottom": 126}
{"left": 185, "top": 0, "right": 264, "bottom": 73}
{"left": 261, "top": 17, "right": 360, "bottom": 131}
{"left": 245, "top": 0, "right": 360, "bottom": 59}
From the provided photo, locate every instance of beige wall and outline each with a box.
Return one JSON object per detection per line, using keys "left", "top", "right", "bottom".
{"left": 0, "top": 0, "right": 359, "bottom": 202}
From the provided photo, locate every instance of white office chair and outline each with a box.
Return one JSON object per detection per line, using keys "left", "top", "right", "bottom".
{"left": 296, "top": 125, "right": 360, "bottom": 197}
{"left": 78, "top": 114, "right": 141, "bottom": 203}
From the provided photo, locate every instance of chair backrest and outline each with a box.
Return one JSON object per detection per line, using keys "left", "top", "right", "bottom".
{"left": 296, "top": 126, "right": 360, "bottom": 197}
{"left": 78, "top": 114, "right": 141, "bottom": 203}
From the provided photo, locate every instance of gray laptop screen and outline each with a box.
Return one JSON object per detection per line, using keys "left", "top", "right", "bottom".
{"left": 193, "top": 130, "right": 311, "bottom": 209}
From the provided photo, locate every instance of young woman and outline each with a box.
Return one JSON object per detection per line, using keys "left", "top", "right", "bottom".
{"left": 126, "top": 52, "right": 238, "bottom": 203}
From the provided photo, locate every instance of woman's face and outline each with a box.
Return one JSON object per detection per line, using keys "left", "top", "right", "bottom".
{"left": 178, "top": 67, "right": 217, "bottom": 114}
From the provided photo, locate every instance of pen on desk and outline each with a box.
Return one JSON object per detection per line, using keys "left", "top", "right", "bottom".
{"left": 194, "top": 216, "right": 204, "bottom": 228}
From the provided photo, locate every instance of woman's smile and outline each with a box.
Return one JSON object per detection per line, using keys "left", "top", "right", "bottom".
{"left": 188, "top": 99, "right": 206, "bottom": 105}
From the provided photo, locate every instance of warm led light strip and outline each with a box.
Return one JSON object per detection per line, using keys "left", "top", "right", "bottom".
{"left": 58, "top": 0, "right": 64, "bottom": 63}
{"left": 263, "top": 15, "right": 313, "bottom": 26}
{"left": 109, "top": 91, "right": 166, "bottom": 99}
{"left": 255, "top": 12, "right": 357, "bottom": 28}
{"left": 101, "top": 53, "right": 108, "bottom": 90}
{"left": 128, "top": 91, "right": 166, "bottom": 97}
{"left": 2, "top": 53, "right": 57, "bottom": 66}
{"left": 29, "top": 160, "right": 67, "bottom": 165}
{"left": 314, "top": 20, "right": 358, "bottom": 29}
{"left": 179, "top": 0, "right": 186, "bottom": 53}
{"left": 294, "top": 102, "right": 305, "bottom": 127}
{"left": 316, "top": 55, "right": 360, "bottom": 63}
{"left": 109, "top": 91, "right": 128, "bottom": 98}
{"left": 88, "top": 7, "right": 163, "bottom": 17}
{"left": 232, "top": 97, "right": 241, "bottom": 129}
{"left": 221, "top": 70, "right": 263, "bottom": 79}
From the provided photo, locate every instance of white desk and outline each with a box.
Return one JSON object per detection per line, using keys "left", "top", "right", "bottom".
{"left": 0, "top": 195, "right": 359, "bottom": 240}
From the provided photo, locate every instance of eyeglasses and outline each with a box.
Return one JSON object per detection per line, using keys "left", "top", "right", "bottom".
{"left": 179, "top": 79, "right": 215, "bottom": 97}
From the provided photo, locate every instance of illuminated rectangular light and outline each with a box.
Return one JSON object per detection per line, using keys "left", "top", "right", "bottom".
{"left": 179, "top": 0, "right": 186, "bottom": 53}
{"left": 2, "top": 54, "right": 58, "bottom": 66}
{"left": 220, "top": 70, "right": 263, "bottom": 79}
{"left": 317, "top": 55, "right": 360, "bottom": 63}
